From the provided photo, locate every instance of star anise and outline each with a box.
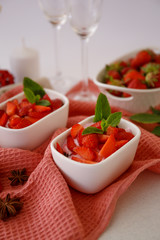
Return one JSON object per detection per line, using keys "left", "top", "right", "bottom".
{"left": 0, "top": 193, "right": 23, "bottom": 220}
{"left": 8, "top": 168, "right": 29, "bottom": 186}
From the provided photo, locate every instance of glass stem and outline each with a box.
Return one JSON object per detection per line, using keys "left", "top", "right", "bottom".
{"left": 53, "top": 25, "right": 61, "bottom": 77}
{"left": 81, "top": 37, "right": 89, "bottom": 94}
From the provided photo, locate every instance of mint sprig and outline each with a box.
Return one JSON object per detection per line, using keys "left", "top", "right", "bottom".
{"left": 82, "top": 93, "right": 122, "bottom": 135}
{"left": 23, "top": 77, "right": 50, "bottom": 106}
{"left": 130, "top": 106, "right": 160, "bottom": 137}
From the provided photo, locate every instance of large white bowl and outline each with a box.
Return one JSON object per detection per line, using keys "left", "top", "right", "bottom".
{"left": 50, "top": 116, "right": 141, "bottom": 194}
{"left": 0, "top": 88, "right": 69, "bottom": 150}
{"left": 94, "top": 47, "right": 160, "bottom": 113}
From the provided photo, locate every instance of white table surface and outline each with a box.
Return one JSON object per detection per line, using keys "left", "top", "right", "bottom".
{"left": 0, "top": 0, "right": 160, "bottom": 239}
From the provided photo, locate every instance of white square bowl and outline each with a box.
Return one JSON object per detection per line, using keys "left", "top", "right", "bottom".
{"left": 50, "top": 116, "right": 141, "bottom": 194}
{"left": 0, "top": 88, "right": 69, "bottom": 150}
{"left": 94, "top": 47, "right": 160, "bottom": 113}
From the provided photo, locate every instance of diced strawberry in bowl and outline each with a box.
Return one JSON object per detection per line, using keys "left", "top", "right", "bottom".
{"left": 51, "top": 93, "right": 141, "bottom": 194}
{"left": 0, "top": 78, "right": 69, "bottom": 149}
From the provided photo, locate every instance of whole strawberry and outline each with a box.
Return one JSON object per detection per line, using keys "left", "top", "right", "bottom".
{"left": 0, "top": 70, "right": 14, "bottom": 87}
{"left": 130, "top": 49, "right": 154, "bottom": 68}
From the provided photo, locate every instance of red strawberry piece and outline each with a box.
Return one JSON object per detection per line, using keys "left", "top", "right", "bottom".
{"left": 28, "top": 111, "right": 50, "bottom": 119}
{"left": 56, "top": 142, "right": 64, "bottom": 154}
{"left": 33, "top": 105, "right": 51, "bottom": 112}
{"left": 108, "top": 70, "right": 121, "bottom": 79}
{"left": 116, "top": 129, "right": 134, "bottom": 141}
{"left": 73, "top": 146, "right": 96, "bottom": 161}
{"left": 24, "top": 116, "right": 39, "bottom": 124}
{"left": 0, "top": 111, "right": 8, "bottom": 126}
{"left": 123, "top": 70, "right": 145, "bottom": 85}
{"left": 6, "top": 101, "right": 17, "bottom": 116}
{"left": 130, "top": 50, "right": 152, "bottom": 68}
{"left": 98, "top": 134, "right": 109, "bottom": 143}
{"left": 107, "top": 126, "right": 119, "bottom": 137}
{"left": 13, "top": 118, "right": 32, "bottom": 129}
{"left": 115, "top": 140, "right": 128, "bottom": 149}
{"left": 128, "top": 78, "right": 147, "bottom": 89}
{"left": 91, "top": 121, "right": 102, "bottom": 129}
{"left": 51, "top": 98, "right": 63, "bottom": 111}
{"left": 18, "top": 103, "right": 33, "bottom": 117}
{"left": 8, "top": 115, "right": 21, "bottom": 128}
{"left": 81, "top": 133, "right": 99, "bottom": 148}
{"left": 77, "top": 128, "right": 85, "bottom": 146}
{"left": 71, "top": 156, "right": 96, "bottom": 164}
{"left": 99, "top": 134, "right": 116, "bottom": 158}
{"left": 67, "top": 135, "right": 77, "bottom": 152}
{"left": 43, "top": 94, "right": 53, "bottom": 105}
{"left": 71, "top": 124, "right": 84, "bottom": 138}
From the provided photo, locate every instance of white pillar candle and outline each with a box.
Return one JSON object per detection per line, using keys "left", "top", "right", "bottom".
{"left": 10, "top": 41, "right": 40, "bottom": 83}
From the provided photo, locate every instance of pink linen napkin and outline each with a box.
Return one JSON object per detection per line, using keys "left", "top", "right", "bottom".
{"left": 0, "top": 82, "right": 160, "bottom": 240}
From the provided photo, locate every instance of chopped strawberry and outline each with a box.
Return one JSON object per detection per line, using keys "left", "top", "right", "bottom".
{"left": 8, "top": 115, "right": 21, "bottom": 128}
{"left": 28, "top": 111, "right": 50, "bottom": 119}
{"left": 91, "top": 121, "right": 102, "bottom": 129}
{"left": 77, "top": 128, "right": 85, "bottom": 146}
{"left": 107, "top": 126, "right": 119, "bottom": 136}
{"left": 56, "top": 142, "right": 64, "bottom": 154}
{"left": 24, "top": 116, "right": 39, "bottom": 124}
{"left": 6, "top": 101, "right": 17, "bottom": 116}
{"left": 71, "top": 124, "right": 84, "bottom": 138}
{"left": 73, "top": 146, "right": 96, "bottom": 161}
{"left": 99, "top": 134, "right": 116, "bottom": 158}
{"left": 116, "top": 129, "right": 134, "bottom": 141}
{"left": 43, "top": 94, "right": 53, "bottom": 105}
{"left": 0, "top": 111, "right": 8, "bottom": 126}
{"left": 71, "top": 156, "right": 96, "bottom": 164}
{"left": 131, "top": 50, "right": 153, "bottom": 68}
{"left": 115, "top": 140, "right": 128, "bottom": 149}
{"left": 18, "top": 103, "right": 33, "bottom": 117}
{"left": 98, "top": 134, "right": 109, "bottom": 143}
{"left": 67, "top": 135, "right": 77, "bottom": 152}
{"left": 51, "top": 99, "right": 63, "bottom": 111}
{"left": 33, "top": 105, "right": 51, "bottom": 112}
{"left": 13, "top": 118, "right": 32, "bottom": 129}
{"left": 127, "top": 78, "right": 147, "bottom": 89}
{"left": 81, "top": 133, "right": 99, "bottom": 148}
{"left": 123, "top": 70, "right": 145, "bottom": 84}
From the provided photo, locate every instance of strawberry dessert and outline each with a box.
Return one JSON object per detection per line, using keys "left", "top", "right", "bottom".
{"left": 102, "top": 49, "right": 160, "bottom": 97}
{"left": 56, "top": 93, "right": 134, "bottom": 164}
{"left": 0, "top": 78, "right": 63, "bottom": 129}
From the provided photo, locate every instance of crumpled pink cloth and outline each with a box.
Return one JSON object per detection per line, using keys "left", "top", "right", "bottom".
{"left": 0, "top": 82, "right": 160, "bottom": 240}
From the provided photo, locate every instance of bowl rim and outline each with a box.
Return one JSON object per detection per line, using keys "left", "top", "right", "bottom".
{"left": 0, "top": 88, "right": 69, "bottom": 132}
{"left": 51, "top": 115, "right": 141, "bottom": 167}
{"left": 94, "top": 46, "right": 160, "bottom": 94}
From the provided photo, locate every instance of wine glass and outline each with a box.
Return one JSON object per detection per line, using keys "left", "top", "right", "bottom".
{"left": 38, "top": 0, "right": 70, "bottom": 93}
{"left": 67, "top": 0, "right": 103, "bottom": 101}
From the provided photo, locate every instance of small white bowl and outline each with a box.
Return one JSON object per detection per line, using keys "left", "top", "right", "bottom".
{"left": 0, "top": 88, "right": 69, "bottom": 150}
{"left": 94, "top": 47, "right": 160, "bottom": 113}
{"left": 51, "top": 116, "right": 141, "bottom": 194}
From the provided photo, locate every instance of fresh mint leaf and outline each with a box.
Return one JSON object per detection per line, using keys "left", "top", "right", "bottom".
{"left": 101, "top": 118, "right": 108, "bottom": 132}
{"left": 35, "top": 95, "right": 41, "bottom": 103}
{"left": 93, "top": 93, "right": 111, "bottom": 122}
{"left": 130, "top": 113, "right": 160, "bottom": 123}
{"left": 82, "top": 127, "right": 103, "bottom": 135}
{"left": 23, "top": 77, "right": 45, "bottom": 98}
{"left": 23, "top": 88, "right": 36, "bottom": 103}
{"left": 106, "top": 112, "right": 122, "bottom": 127}
{"left": 37, "top": 99, "right": 51, "bottom": 106}
{"left": 152, "top": 126, "right": 160, "bottom": 136}
{"left": 150, "top": 107, "right": 160, "bottom": 115}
